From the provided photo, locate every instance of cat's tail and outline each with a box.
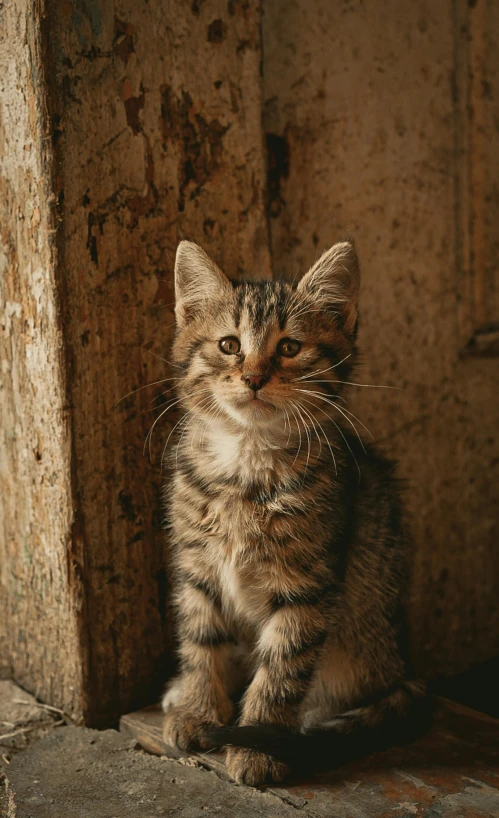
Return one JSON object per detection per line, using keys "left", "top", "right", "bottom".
{"left": 207, "top": 680, "right": 431, "bottom": 771}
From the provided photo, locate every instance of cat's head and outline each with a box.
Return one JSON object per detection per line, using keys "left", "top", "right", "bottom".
{"left": 172, "top": 240, "right": 359, "bottom": 431}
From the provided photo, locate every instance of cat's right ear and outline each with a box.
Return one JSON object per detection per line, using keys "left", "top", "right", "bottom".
{"left": 174, "top": 241, "right": 231, "bottom": 327}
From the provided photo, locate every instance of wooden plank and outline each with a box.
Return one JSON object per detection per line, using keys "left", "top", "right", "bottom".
{"left": 121, "top": 699, "right": 499, "bottom": 815}
{"left": 0, "top": 0, "right": 84, "bottom": 715}
{"left": 120, "top": 705, "right": 232, "bottom": 780}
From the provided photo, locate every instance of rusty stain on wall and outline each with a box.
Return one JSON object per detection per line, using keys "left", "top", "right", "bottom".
{"left": 160, "top": 86, "right": 229, "bottom": 212}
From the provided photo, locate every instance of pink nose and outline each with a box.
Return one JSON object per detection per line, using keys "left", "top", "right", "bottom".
{"left": 241, "top": 373, "right": 268, "bottom": 391}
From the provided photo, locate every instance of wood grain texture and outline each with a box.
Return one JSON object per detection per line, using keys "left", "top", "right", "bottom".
{"left": 0, "top": 0, "right": 84, "bottom": 715}
{"left": 120, "top": 699, "right": 499, "bottom": 816}
{"left": 46, "top": 0, "right": 271, "bottom": 725}
{"left": 262, "top": 0, "right": 499, "bottom": 678}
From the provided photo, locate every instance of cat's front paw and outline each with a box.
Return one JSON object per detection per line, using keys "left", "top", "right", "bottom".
{"left": 225, "top": 746, "right": 289, "bottom": 787}
{"left": 163, "top": 707, "right": 226, "bottom": 753}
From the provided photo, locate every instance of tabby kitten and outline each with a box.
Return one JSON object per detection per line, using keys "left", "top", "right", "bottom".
{"left": 162, "top": 240, "right": 427, "bottom": 786}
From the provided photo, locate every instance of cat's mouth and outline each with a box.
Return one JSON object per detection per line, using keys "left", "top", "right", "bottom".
{"left": 238, "top": 393, "right": 275, "bottom": 412}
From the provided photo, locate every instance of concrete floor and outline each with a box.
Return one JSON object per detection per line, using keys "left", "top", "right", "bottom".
{"left": 0, "top": 681, "right": 62, "bottom": 818}
{"left": 0, "top": 682, "right": 299, "bottom": 818}
{"left": 4, "top": 727, "right": 303, "bottom": 818}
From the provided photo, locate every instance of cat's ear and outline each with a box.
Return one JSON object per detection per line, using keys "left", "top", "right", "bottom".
{"left": 297, "top": 240, "right": 360, "bottom": 335}
{"left": 174, "top": 241, "right": 231, "bottom": 326}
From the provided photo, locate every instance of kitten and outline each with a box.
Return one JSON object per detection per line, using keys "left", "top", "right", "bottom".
{"left": 161, "top": 239, "right": 428, "bottom": 786}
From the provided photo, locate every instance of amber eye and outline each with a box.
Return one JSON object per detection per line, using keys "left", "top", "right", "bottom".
{"left": 277, "top": 338, "right": 302, "bottom": 358}
{"left": 219, "top": 336, "right": 241, "bottom": 355}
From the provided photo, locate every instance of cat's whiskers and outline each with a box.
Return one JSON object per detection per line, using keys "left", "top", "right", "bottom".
{"left": 114, "top": 376, "right": 183, "bottom": 408}
{"left": 189, "top": 400, "right": 224, "bottom": 455}
{"left": 163, "top": 410, "right": 193, "bottom": 468}
{"left": 295, "top": 394, "right": 362, "bottom": 480}
{"left": 290, "top": 400, "right": 311, "bottom": 477}
{"left": 298, "top": 374, "right": 400, "bottom": 391}
{"left": 336, "top": 380, "right": 400, "bottom": 390}
{"left": 175, "top": 396, "right": 219, "bottom": 469}
{"left": 294, "top": 397, "right": 338, "bottom": 475}
{"left": 141, "top": 347, "right": 184, "bottom": 371}
{"left": 198, "top": 398, "right": 227, "bottom": 452}
{"left": 329, "top": 402, "right": 374, "bottom": 440}
{"left": 292, "top": 354, "right": 352, "bottom": 382}
{"left": 144, "top": 387, "right": 213, "bottom": 460}
{"left": 144, "top": 382, "right": 184, "bottom": 410}
{"left": 287, "top": 402, "right": 303, "bottom": 468}
{"left": 282, "top": 406, "right": 293, "bottom": 448}
{"left": 189, "top": 415, "right": 207, "bottom": 455}
{"left": 295, "top": 388, "right": 374, "bottom": 441}
{"left": 294, "top": 388, "right": 367, "bottom": 453}
{"left": 293, "top": 400, "right": 322, "bottom": 460}
{"left": 161, "top": 394, "right": 215, "bottom": 468}
{"left": 144, "top": 397, "right": 184, "bottom": 460}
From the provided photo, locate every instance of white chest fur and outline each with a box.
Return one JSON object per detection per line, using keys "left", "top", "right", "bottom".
{"left": 196, "top": 421, "right": 279, "bottom": 483}
{"left": 186, "top": 420, "right": 288, "bottom": 628}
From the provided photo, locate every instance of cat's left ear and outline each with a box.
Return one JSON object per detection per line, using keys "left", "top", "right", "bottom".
{"left": 297, "top": 240, "right": 359, "bottom": 335}
{"left": 174, "top": 241, "right": 231, "bottom": 327}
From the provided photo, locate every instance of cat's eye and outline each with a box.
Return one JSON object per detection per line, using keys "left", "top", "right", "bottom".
{"left": 219, "top": 336, "right": 241, "bottom": 355}
{"left": 277, "top": 338, "right": 302, "bottom": 358}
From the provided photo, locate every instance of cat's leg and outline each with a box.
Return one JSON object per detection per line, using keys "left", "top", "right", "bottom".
{"left": 163, "top": 573, "right": 236, "bottom": 752}
{"left": 225, "top": 602, "right": 327, "bottom": 785}
{"left": 299, "top": 641, "right": 361, "bottom": 728}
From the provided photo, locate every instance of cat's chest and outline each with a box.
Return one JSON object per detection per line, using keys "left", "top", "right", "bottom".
{"left": 184, "top": 425, "right": 298, "bottom": 622}
{"left": 217, "top": 546, "right": 266, "bottom": 625}
{"left": 196, "top": 424, "right": 278, "bottom": 485}
{"left": 202, "top": 495, "right": 275, "bottom": 624}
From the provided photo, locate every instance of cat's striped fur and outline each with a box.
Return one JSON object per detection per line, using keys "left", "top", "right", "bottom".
{"left": 162, "top": 240, "right": 428, "bottom": 786}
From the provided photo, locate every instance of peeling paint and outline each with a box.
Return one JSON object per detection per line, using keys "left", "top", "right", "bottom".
{"left": 160, "top": 85, "right": 229, "bottom": 212}
{"left": 113, "top": 17, "right": 135, "bottom": 65}
{"left": 123, "top": 79, "right": 145, "bottom": 135}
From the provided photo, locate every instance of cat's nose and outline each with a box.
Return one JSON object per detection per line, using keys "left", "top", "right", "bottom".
{"left": 241, "top": 373, "right": 267, "bottom": 392}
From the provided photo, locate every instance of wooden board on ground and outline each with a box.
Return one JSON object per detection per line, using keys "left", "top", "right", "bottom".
{"left": 120, "top": 698, "right": 499, "bottom": 816}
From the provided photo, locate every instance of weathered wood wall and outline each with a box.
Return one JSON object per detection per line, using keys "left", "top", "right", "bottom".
{"left": 49, "top": 0, "right": 270, "bottom": 727}
{"left": 0, "top": 0, "right": 84, "bottom": 712}
{"left": 262, "top": 0, "right": 499, "bottom": 675}
{"left": 1, "top": 0, "right": 270, "bottom": 725}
